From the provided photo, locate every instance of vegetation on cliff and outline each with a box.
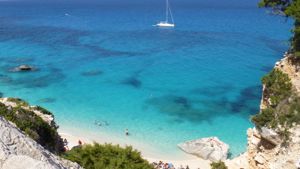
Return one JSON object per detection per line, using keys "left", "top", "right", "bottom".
{"left": 252, "top": 68, "right": 300, "bottom": 143}
{"left": 252, "top": 69, "right": 292, "bottom": 128}
{"left": 63, "top": 143, "right": 154, "bottom": 169}
{"left": 0, "top": 98, "right": 64, "bottom": 154}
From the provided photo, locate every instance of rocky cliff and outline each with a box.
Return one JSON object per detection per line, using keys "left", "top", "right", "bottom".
{"left": 246, "top": 55, "right": 300, "bottom": 169}
{"left": 0, "top": 98, "right": 83, "bottom": 169}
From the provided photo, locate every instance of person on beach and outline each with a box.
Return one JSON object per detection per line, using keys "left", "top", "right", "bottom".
{"left": 163, "top": 163, "right": 168, "bottom": 169}
{"left": 296, "top": 159, "right": 300, "bottom": 169}
{"left": 125, "top": 129, "right": 129, "bottom": 136}
{"left": 78, "top": 140, "right": 82, "bottom": 146}
{"left": 63, "top": 138, "right": 69, "bottom": 151}
{"left": 63, "top": 138, "right": 68, "bottom": 146}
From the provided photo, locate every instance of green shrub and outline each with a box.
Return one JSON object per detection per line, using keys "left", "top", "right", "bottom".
{"left": 251, "top": 108, "right": 275, "bottom": 128}
{"left": 210, "top": 161, "right": 228, "bottom": 169}
{"left": 0, "top": 101, "right": 64, "bottom": 154}
{"left": 63, "top": 143, "right": 154, "bottom": 169}
{"left": 262, "top": 69, "right": 292, "bottom": 106}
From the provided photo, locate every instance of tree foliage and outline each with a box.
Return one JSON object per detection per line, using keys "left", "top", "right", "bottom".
{"left": 261, "top": 69, "right": 292, "bottom": 106}
{"left": 252, "top": 108, "right": 275, "bottom": 128}
{"left": 63, "top": 143, "right": 154, "bottom": 169}
{"left": 210, "top": 161, "right": 228, "bottom": 169}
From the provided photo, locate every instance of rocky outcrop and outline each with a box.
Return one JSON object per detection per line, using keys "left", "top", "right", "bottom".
{"left": 0, "top": 116, "right": 82, "bottom": 169}
{"left": 178, "top": 137, "right": 229, "bottom": 162}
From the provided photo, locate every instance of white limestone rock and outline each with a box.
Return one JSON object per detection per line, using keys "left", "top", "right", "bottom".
{"left": 178, "top": 137, "right": 229, "bottom": 162}
{"left": 254, "top": 153, "right": 266, "bottom": 164}
{"left": 260, "top": 127, "right": 281, "bottom": 145}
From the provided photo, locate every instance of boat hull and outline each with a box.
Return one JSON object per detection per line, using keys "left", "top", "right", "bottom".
{"left": 156, "top": 22, "right": 175, "bottom": 27}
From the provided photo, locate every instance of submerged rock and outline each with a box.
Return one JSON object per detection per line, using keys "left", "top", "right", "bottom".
{"left": 81, "top": 70, "right": 103, "bottom": 76}
{"left": 37, "top": 98, "right": 56, "bottom": 103}
{"left": 178, "top": 137, "right": 229, "bottom": 162}
{"left": 121, "top": 77, "right": 142, "bottom": 88}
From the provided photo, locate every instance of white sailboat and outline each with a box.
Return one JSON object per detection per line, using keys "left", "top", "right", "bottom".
{"left": 156, "top": 0, "right": 175, "bottom": 27}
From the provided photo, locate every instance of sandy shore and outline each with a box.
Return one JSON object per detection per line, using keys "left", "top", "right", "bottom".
{"left": 59, "top": 132, "right": 211, "bottom": 169}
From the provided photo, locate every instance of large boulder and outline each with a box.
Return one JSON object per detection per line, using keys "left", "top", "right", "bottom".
{"left": 178, "top": 137, "right": 229, "bottom": 162}
{"left": 260, "top": 127, "right": 281, "bottom": 145}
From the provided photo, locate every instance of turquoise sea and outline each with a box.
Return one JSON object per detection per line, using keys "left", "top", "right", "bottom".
{"left": 0, "top": 0, "right": 292, "bottom": 158}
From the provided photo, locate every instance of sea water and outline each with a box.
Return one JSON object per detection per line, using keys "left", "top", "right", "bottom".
{"left": 0, "top": 0, "right": 293, "bottom": 158}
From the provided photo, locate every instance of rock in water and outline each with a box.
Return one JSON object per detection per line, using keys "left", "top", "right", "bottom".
{"left": 18, "top": 65, "right": 32, "bottom": 71}
{"left": 10, "top": 65, "right": 34, "bottom": 72}
{"left": 178, "top": 137, "right": 229, "bottom": 162}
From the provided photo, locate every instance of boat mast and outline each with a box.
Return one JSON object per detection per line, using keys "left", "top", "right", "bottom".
{"left": 166, "top": 0, "right": 169, "bottom": 22}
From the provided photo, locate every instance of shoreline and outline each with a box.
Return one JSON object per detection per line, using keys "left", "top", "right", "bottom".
{"left": 58, "top": 125, "right": 198, "bottom": 160}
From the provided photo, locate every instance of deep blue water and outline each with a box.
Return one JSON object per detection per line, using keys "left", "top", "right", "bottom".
{"left": 0, "top": 0, "right": 292, "bottom": 158}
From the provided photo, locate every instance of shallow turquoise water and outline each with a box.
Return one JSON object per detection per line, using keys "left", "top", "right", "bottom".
{"left": 0, "top": 0, "right": 292, "bottom": 157}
